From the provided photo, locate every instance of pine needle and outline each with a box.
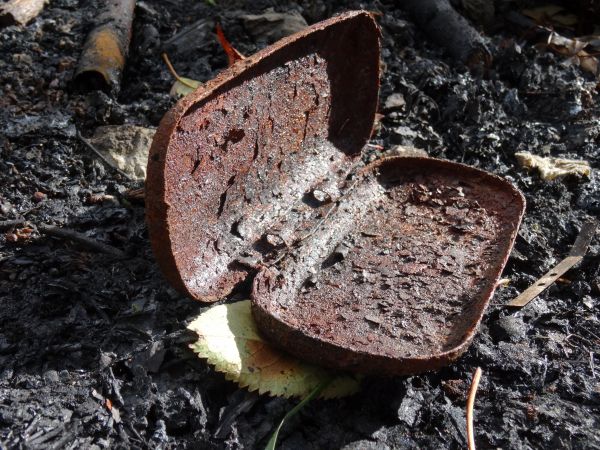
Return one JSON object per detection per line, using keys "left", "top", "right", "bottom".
{"left": 466, "top": 367, "right": 482, "bottom": 450}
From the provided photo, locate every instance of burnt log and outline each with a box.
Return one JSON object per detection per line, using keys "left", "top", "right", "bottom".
{"left": 402, "top": 0, "right": 492, "bottom": 68}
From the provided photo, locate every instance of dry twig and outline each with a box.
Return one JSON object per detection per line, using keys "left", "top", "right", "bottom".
{"left": 77, "top": 131, "right": 133, "bottom": 180}
{"left": 508, "top": 220, "right": 597, "bottom": 308}
{"left": 38, "top": 223, "right": 127, "bottom": 258}
{"left": 466, "top": 367, "right": 483, "bottom": 450}
{"left": 0, "top": 219, "right": 27, "bottom": 231}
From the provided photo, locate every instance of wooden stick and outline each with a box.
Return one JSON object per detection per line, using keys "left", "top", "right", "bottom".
{"left": 77, "top": 131, "right": 133, "bottom": 180}
{"left": 0, "top": 219, "right": 27, "bottom": 231}
{"left": 508, "top": 220, "right": 597, "bottom": 308}
{"left": 38, "top": 223, "right": 127, "bottom": 258}
{"left": 401, "top": 0, "right": 492, "bottom": 68}
{"left": 467, "top": 367, "right": 483, "bottom": 450}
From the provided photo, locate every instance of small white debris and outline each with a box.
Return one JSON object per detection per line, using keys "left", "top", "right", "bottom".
{"left": 384, "top": 93, "right": 406, "bottom": 111}
{"left": 89, "top": 125, "right": 156, "bottom": 181}
{"left": 384, "top": 145, "right": 428, "bottom": 158}
{"left": 515, "top": 152, "right": 591, "bottom": 181}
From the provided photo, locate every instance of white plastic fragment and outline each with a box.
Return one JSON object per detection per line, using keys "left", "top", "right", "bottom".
{"left": 515, "top": 152, "right": 591, "bottom": 181}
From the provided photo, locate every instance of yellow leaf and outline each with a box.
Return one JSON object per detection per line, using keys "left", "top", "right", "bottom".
{"left": 188, "top": 300, "right": 361, "bottom": 398}
{"left": 169, "top": 77, "right": 201, "bottom": 97}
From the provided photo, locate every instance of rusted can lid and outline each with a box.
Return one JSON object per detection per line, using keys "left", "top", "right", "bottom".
{"left": 146, "top": 11, "right": 380, "bottom": 301}
{"left": 146, "top": 11, "right": 525, "bottom": 375}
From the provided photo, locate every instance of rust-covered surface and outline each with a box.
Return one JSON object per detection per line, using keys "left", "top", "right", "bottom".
{"left": 73, "top": 0, "right": 135, "bottom": 93}
{"left": 146, "top": 11, "right": 380, "bottom": 301}
{"left": 146, "top": 10, "right": 526, "bottom": 375}
{"left": 252, "top": 157, "right": 525, "bottom": 375}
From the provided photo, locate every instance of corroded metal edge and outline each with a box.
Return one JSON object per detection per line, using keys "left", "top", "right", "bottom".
{"left": 251, "top": 156, "right": 526, "bottom": 375}
{"left": 146, "top": 11, "right": 381, "bottom": 301}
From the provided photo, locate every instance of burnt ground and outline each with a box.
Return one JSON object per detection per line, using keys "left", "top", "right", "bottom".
{"left": 0, "top": 0, "right": 599, "bottom": 449}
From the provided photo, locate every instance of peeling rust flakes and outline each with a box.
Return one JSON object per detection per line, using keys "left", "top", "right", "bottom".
{"left": 252, "top": 158, "right": 525, "bottom": 375}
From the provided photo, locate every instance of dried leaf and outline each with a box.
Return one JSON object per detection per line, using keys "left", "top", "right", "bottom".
{"left": 169, "top": 77, "right": 201, "bottom": 97}
{"left": 188, "top": 300, "right": 361, "bottom": 398}
{"left": 544, "top": 32, "right": 600, "bottom": 76}
{"left": 162, "top": 52, "right": 202, "bottom": 98}
{"left": 515, "top": 152, "right": 591, "bottom": 180}
{"left": 508, "top": 220, "right": 597, "bottom": 308}
{"left": 547, "top": 31, "right": 587, "bottom": 55}
{"left": 578, "top": 50, "right": 599, "bottom": 75}
{"left": 522, "top": 5, "right": 578, "bottom": 27}
{"left": 216, "top": 23, "right": 244, "bottom": 66}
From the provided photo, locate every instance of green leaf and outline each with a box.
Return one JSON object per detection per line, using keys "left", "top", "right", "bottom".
{"left": 169, "top": 77, "right": 201, "bottom": 97}
{"left": 264, "top": 379, "right": 331, "bottom": 450}
{"left": 188, "top": 300, "right": 361, "bottom": 398}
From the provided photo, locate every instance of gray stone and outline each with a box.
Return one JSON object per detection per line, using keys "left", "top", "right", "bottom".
{"left": 241, "top": 10, "right": 307, "bottom": 43}
{"left": 496, "top": 315, "right": 528, "bottom": 342}
{"left": 342, "top": 440, "right": 390, "bottom": 450}
{"left": 397, "top": 387, "right": 424, "bottom": 426}
{"left": 89, "top": 125, "right": 156, "bottom": 181}
{"left": 43, "top": 370, "right": 60, "bottom": 384}
{"left": 384, "top": 93, "right": 406, "bottom": 110}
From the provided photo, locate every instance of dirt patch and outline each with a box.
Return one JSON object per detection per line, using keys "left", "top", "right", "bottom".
{"left": 0, "top": 0, "right": 599, "bottom": 448}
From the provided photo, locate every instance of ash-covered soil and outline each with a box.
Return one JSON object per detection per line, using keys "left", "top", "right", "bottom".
{"left": 1, "top": 0, "right": 599, "bottom": 449}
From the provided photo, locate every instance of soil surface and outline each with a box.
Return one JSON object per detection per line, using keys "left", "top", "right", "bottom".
{"left": 1, "top": 1, "right": 599, "bottom": 449}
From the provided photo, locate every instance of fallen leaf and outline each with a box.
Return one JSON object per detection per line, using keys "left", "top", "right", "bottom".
{"left": 547, "top": 31, "right": 587, "bottom": 55}
{"left": 5, "top": 226, "right": 33, "bottom": 242}
{"left": 522, "top": 5, "right": 578, "bottom": 27}
{"left": 188, "top": 300, "right": 361, "bottom": 398}
{"left": 515, "top": 152, "right": 591, "bottom": 180}
{"left": 578, "top": 50, "right": 599, "bottom": 76}
{"left": 545, "top": 31, "right": 600, "bottom": 76}
{"left": 162, "top": 52, "right": 202, "bottom": 98}
{"left": 216, "top": 23, "right": 244, "bottom": 66}
{"left": 169, "top": 77, "right": 201, "bottom": 97}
